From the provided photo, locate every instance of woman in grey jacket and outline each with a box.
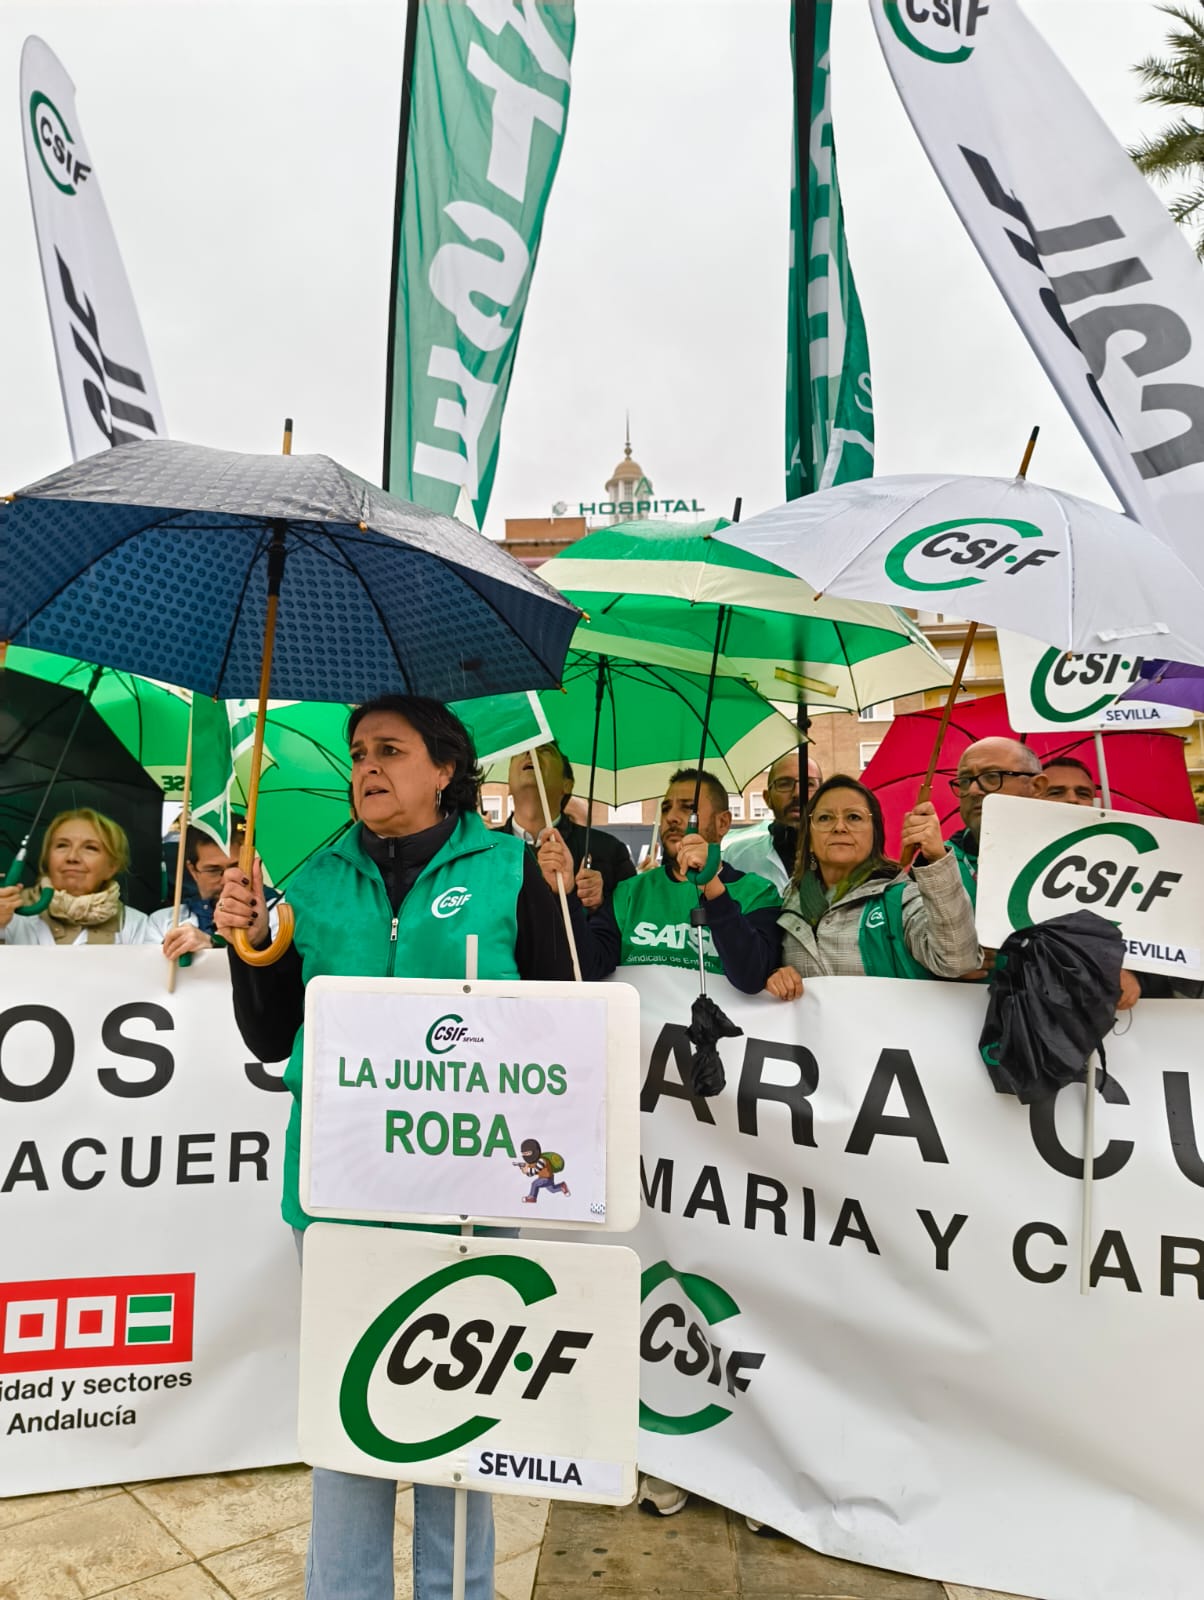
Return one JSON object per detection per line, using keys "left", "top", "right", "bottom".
{"left": 765, "top": 777, "right": 981, "bottom": 998}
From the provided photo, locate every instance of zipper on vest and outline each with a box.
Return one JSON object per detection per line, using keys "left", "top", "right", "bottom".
{"left": 387, "top": 916, "right": 399, "bottom": 977}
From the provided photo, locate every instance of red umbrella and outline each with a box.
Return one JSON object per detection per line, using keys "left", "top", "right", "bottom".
{"left": 861, "top": 693, "right": 1197, "bottom": 857}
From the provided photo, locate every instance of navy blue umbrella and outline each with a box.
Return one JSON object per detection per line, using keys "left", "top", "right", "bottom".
{"left": 1, "top": 435, "right": 582, "bottom": 965}
{"left": 1, "top": 437, "right": 580, "bottom": 703}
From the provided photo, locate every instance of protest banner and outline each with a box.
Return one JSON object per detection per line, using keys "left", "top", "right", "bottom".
{"left": 872, "top": 0, "right": 1204, "bottom": 583}
{"left": 626, "top": 965, "right": 1204, "bottom": 1600}
{"left": 298, "top": 1226, "right": 639, "bottom": 1503}
{"left": 8, "top": 951, "right": 1204, "bottom": 1600}
{"left": 20, "top": 36, "right": 166, "bottom": 459}
{"left": 0, "top": 949, "right": 297, "bottom": 1496}
{"left": 998, "top": 630, "right": 1190, "bottom": 734}
{"left": 976, "top": 792, "right": 1204, "bottom": 976}
{"left": 301, "top": 976, "right": 640, "bottom": 1229}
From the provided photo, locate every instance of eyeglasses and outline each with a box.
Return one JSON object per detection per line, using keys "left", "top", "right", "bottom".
{"left": 192, "top": 864, "right": 228, "bottom": 878}
{"left": 768, "top": 777, "right": 800, "bottom": 795}
{"left": 811, "top": 809, "right": 872, "bottom": 831}
{"left": 948, "top": 770, "right": 1035, "bottom": 795}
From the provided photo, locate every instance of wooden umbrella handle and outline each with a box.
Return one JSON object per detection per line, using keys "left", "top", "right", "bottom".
{"left": 231, "top": 504, "right": 296, "bottom": 968}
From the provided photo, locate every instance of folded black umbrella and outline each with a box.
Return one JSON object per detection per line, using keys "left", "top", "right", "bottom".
{"left": 686, "top": 994, "right": 743, "bottom": 1098}
{"left": 978, "top": 909, "right": 1124, "bottom": 1104}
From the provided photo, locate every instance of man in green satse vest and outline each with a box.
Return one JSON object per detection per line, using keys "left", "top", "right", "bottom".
{"left": 574, "top": 768, "right": 782, "bottom": 993}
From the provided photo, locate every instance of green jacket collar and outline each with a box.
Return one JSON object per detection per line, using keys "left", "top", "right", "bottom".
{"left": 327, "top": 810, "right": 500, "bottom": 882}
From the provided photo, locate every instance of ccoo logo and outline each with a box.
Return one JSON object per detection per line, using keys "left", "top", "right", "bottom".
{"left": 883, "top": 0, "right": 991, "bottom": 64}
{"left": 339, "top": 1256, "right": 593, "bottom": 1463}
{"left": 884, "top": 517, "right": 1058, "bottom": 593}
{"left": 1007, "top": 820, "right": 1180, "bottom": 931}
{"left": 638, "top": 1261, "right": 764, "bottom": 1437}
{"left": 29, "top": 90, "right": 91, "bottom": 196}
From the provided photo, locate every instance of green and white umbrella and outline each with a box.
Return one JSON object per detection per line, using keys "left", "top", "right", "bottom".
{"left": 478, "top": 652, "right": 798, "bottom": 805}
{"left": 545, "top": 518, "right": 952, "bottom": 711}
{"left": 8, "top": 647, "right": 555, "bottom": 884}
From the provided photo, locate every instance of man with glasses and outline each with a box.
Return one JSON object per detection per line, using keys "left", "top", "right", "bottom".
{"left": 724, "top": 749, "right": 822, "bottom": 892}
{"left": 943, "top": 738, "right": 1043, "bottom": 895}
{"left": 152, "top": 826, "right": 238, "bottom": 957}
{"left": 942, "top": 740, "right": 1139, "bottom": 1007}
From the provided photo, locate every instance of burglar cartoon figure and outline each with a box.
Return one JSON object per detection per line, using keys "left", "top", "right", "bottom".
{"left": 515, "top": 1138, "right": 569, "bottom": 1203}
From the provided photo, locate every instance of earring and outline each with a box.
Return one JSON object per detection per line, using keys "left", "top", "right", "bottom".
{"left": 435, "top": 786, "right": 445, "bottom": 815}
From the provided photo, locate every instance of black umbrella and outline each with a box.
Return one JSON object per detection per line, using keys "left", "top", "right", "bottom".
{"left": 1, "top": 432, "right": 581, "bottom": 967}
{"left": 1, "top": 670, "right": 164, "bottom": 912}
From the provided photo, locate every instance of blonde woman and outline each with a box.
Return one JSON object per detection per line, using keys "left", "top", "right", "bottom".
{"left": 0, "top": 809, "right": 152, "bottom": 946}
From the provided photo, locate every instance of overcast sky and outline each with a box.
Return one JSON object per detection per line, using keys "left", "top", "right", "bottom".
{"left": 0, "top": 0, "right": 1182, "bottom": 536}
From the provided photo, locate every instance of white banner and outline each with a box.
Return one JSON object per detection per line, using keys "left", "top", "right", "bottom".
{"left": 998, "top": 629, "right": 1189, "bottom": 732}
{"left": 976, "top": 792, "right": 1204, "bottom": 975}
{"left": 20, "top": 35, "right": 166, "bottom": 459}
{"left": 872, "top": 0, "right": 1204, "bottom": 579}
{"left": 298, "top": 1226, "right": 639, "bottom": 1504}
{"left": 0, "top": 949, "right": 297, "bottom": 1495}
{"left": 625, "top": 964, "right": 1204, "bottom": 1600}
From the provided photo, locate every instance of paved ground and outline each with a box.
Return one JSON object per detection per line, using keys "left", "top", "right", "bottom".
{"left": 0, "top": 1465, "right": 1031, "bottom": 1600}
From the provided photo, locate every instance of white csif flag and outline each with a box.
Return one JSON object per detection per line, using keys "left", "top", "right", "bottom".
{"left": 20, "top": 35, "right": 166, "bottom": 459}
{"left": 872, "top": 0, "right": 1204, "bottom": 581}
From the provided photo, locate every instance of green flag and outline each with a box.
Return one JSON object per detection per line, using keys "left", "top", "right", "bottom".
{"left": 383, "top": 0, "right": 576, "bottom": 524}
{"left": 189, "top": 694, "right": 235, "bottom": 851}
{"left": 785, "top": 0, "right": 874, "bottom": 498}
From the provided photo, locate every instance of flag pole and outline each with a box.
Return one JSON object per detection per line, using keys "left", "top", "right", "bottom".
{"left": 165, "top": 695, "right": 195, "bottom": 993}
{"left": 381, "top": 0, "right": 422, "bottom": 491}
{"left": 527, "top": 746, "right": 582, "bottom": 982}
{"left": 1080, "top": 729, "right": 1112, "bottom": 1295}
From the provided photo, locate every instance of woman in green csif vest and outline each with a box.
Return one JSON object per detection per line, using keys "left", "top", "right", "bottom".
{"left": 215, "top": 694, "right": 580, "bottom": 1600}
{"left": 765, "top": 776, "right": 981, "bottom": 996}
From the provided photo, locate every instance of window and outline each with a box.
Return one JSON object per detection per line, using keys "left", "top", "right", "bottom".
{"left": 611, "top": 800, "right": 644, "bottom": 821}
{"left": 859, "top": 742, "right": 881, "bottom": 769}
{"left": 727, "top": 793, "right": 745, "bottom": 820}
{"left": 749, "top": 793, "right": 771, "bottom": 820}
{"left": 939, "top": 646, "right": 973, "bottom": 674}
{"left": 858, "top": 700, "right": 893, "bottom": 722}
{"left": 481, "top": 794, "right": 503, "bottom": 824}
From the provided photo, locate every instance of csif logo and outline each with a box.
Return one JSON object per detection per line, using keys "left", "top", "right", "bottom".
{"left": 1029, "top": 646, "right": 1144, "bottom": 724}
{"left": 638, "top": 1262, "right": 764, "bottom": 1437}
{"left": 339, "top": 1256, "right": 593, "bottom": 1463}
{"left": 424, "top": 1013, "right": 482, "bottom": 1052}
{"left": 883, "top": 0, "right": 990, "bottom": 64}
{"left": 29, "top": 90, "right": 91, "bottom": 196}
{"left": 884, "top": 517, "right": 1057, "bottom": 593}
{"left": 1007, "top": 820, "right": 1181, "bottom": 931}
{"left": 431, "top": 886, "right": 471, "bottom": 919}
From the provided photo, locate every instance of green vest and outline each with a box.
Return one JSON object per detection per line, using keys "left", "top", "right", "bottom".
{"left": 612, "top": 867, "right": 779, "bottom": 973}
{"left": 949, "top": 838, "right": 978, "bottom": 903}
{"left": 280, "top": 813, "right": 525, "bottom": 1229}
{"left": 856, "top": 882, "right": 935, "bottom": 980}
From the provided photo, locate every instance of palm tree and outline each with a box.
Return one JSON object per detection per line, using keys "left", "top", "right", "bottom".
{"left": 1131, "top": 3, "right": 1204, "bottom": 259}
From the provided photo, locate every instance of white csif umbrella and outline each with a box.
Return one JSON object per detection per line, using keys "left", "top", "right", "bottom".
{"left": 713, "top": 468, "right": 1204, "bottom": 668}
